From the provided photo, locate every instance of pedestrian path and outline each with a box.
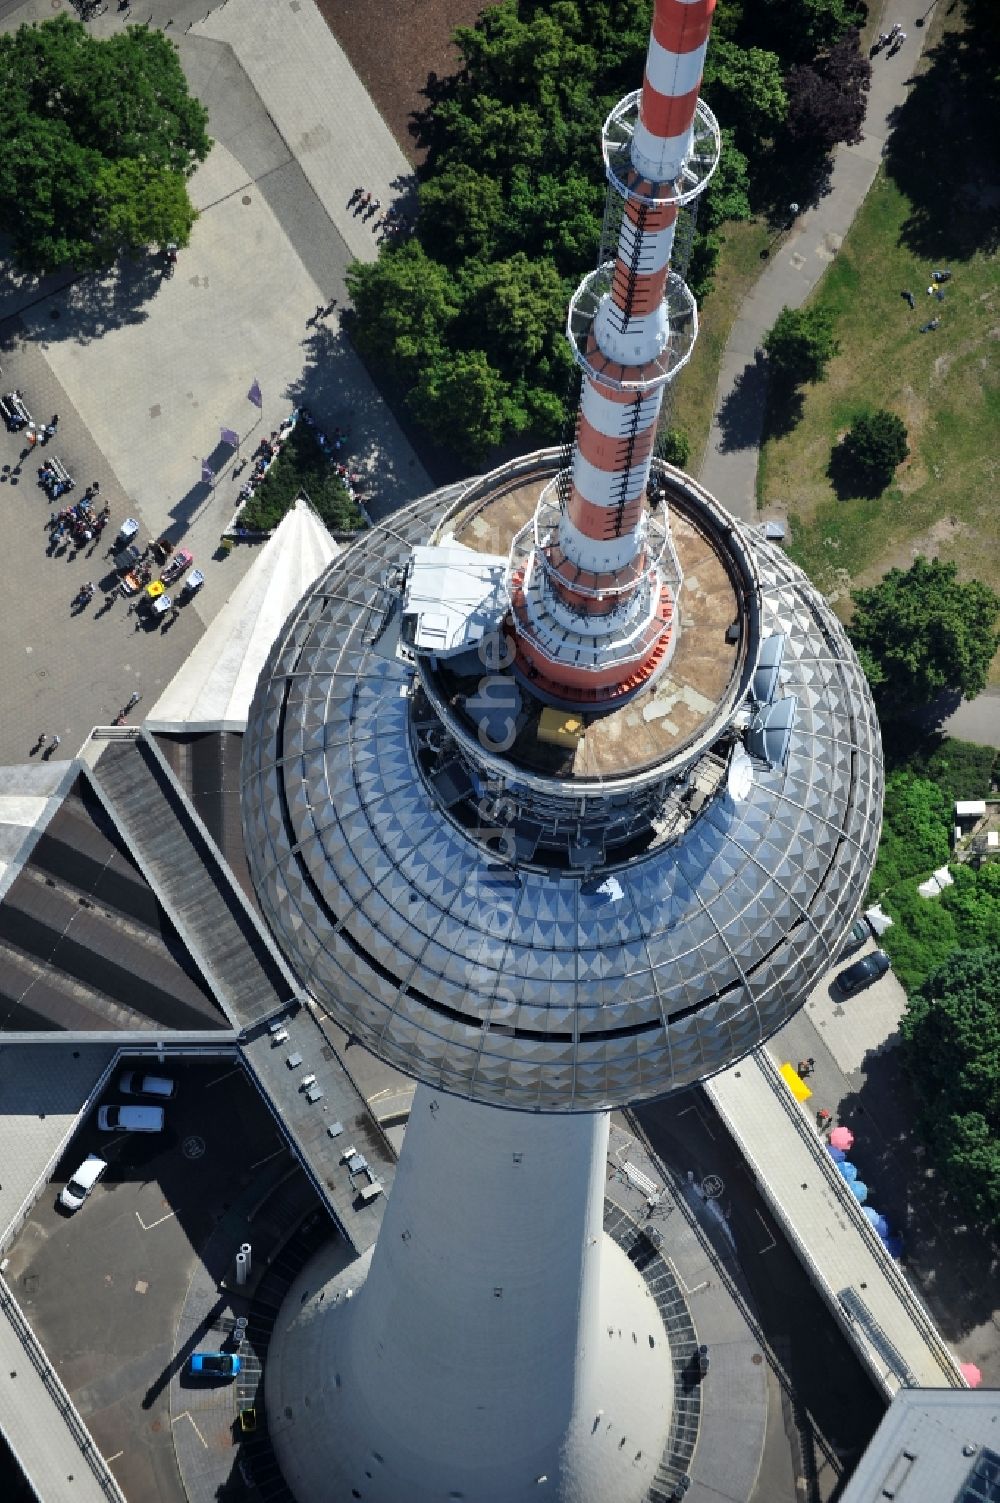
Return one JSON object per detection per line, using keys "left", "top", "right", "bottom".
{"left": 195, "top": 0, "right": 414, "bottom": 266}
{"left": 707, "top": 1049, "right": 964, "bottom": 1396}
{"left": 698, "top": 5, "right": 932, "bottom": 521}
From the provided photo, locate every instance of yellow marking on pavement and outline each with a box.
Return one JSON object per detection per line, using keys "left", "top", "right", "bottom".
{"left": 172, "top": 1411, "right": 208, "bottom": 1448}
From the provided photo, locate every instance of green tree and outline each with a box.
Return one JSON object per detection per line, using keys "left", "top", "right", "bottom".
{"left": 700, "top": 129, "right": 752, "bottom": 234}
{"left": 899, "top": 948, "right": 1000, "bottom": 1225}
{"left": 346, "top": 242, "right": 461, "bottom": 382}
{"left": 850, "top": 557, "right": 1000, "bottom": 713}
{"left": 870, "top": 772, "right": 951, "bottom": 894}
{"left": 93, "top": 158, "right": 197, "bottom": 260}
{"left": 750, "top": 0, "right": 866, "bottom": 66}
{"left": 408, "top": 349, "right": 519, "bottom": 461}
{"left": 832, "top": 408, "right": 909, "bottom": 497}
{"left": 466, "top": 253, "right": 569, "bottom": 375}
{"left": 763, "top": 305, "right": 839, "bottom": 385}
{"left": 702, "top": 40, "right": 788, "bottom": 142}
{"left": 658, "top": 429, "right": 691, "bottom": 468}
{"left": 0, "top": 16, "right": 210, "bottom": 272}
{"left": 418, "top": 164, "right": 505, "bottom": 266}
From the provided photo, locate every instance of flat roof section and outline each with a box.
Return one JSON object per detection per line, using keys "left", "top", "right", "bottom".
{"left": 242, "top": 1002, "right": 396, "bottom": 1257}
{"left": 838, "top": 1390, "right": 1000, "bottom": 1502}
{"left": 0, "top": 777, "right": 228, "bottom": 1035}
{"left": 441, "top": 470, "right": 744, "bottom": 780}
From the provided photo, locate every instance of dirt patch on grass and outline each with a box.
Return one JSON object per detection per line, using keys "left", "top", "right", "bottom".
{"left": 313, "top": 0, "right": 501, "bottom": 164}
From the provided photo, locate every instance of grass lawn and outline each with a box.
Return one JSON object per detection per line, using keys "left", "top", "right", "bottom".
{"left": 671, "top": 217, "right": 772, "bottom": 469}
{"left": 757, "top": 6, "right": 1000, "bottom": 677}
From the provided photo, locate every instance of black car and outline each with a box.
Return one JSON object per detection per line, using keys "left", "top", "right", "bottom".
{"left": 835, "top": 949, "right": 891, "bottom": 997}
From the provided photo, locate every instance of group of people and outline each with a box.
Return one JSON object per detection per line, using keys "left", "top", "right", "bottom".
{"left": 235, "top": 413, "right": 298, "bottom": 507}
{"left": 37, "top": 457, "right": 74, "bottom": 500}
{"left": 901, "top": 268, "right": 953, "bottom": 333}
{"left": 49, "top": 493, "right": 111, "bottom": 551}
{"left": 347, "top": 187, "right": 410, "bottom": 244}
{"left": 232, "top": 407, "right": 365, "bottom": 529}
{"left": 300, "top": 407, "right": 366, "bottom": 504}
{"left": 24, "top": 415, "right": 59, "bottom": 448}
{"left": 872, "top": 21, "right": 906, "bottom": 55}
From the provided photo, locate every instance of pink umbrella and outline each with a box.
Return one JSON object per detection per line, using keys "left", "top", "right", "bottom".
{"left": 960, "top": 1361, "right": 982, "bottom": 1388}
{"left": 830, "top": 1125, "right": 854, "bottom": 1150}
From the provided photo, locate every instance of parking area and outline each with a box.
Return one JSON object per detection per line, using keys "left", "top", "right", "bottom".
{"left": 2, "top": 1057, "right": 295, "bottom": 1503}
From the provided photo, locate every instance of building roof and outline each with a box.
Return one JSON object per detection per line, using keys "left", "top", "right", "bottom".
{"left": 0, "top": 761, "right": 74, "bottom": 905}
{"left": 146, "top": 498, "right": 339, "bottom": 733}
{"left": 837, "top": 1389, "right": 1000, "bottom": 1501}
{"left": 0, "top": 770, "right": 229, "bottom": 1037}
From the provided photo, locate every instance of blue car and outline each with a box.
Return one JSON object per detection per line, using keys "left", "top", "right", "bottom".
{"left": 188, "top": 1352, "right": 241, "bottom": 1379}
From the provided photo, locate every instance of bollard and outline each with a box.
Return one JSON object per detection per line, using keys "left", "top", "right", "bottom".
{"left": 235, "top": 1250, "right": 248, "bottom": 1286}
{"left": 240, "top": 1241, "right": 252, "bottom": 1275}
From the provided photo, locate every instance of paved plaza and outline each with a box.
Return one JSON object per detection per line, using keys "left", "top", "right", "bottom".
{"left": 0, "top": 0, "right": 429, "bottom": 767}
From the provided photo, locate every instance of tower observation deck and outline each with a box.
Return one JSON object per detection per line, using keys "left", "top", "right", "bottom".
{"left": 240, "top": 3, "right": 883, "bottom": 1499}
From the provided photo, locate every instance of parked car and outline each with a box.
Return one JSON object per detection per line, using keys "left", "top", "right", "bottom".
{"left": 840, "top": 917, "right": 871, "bottom": 954}
{"left": 835, "top": 949, "right": 891, "bottom": 998}
{"left": 59, "top": 1154, "right": 108, "bottom": 1211}
{"left": 188, "top": 1352, "right": 241, "bottom": 1379}
{"left": 96, "top": 1104, "right": 164, "bottom": 1133}
{"left": 119, "top": 1071, "right": 175, "bottom": 1100}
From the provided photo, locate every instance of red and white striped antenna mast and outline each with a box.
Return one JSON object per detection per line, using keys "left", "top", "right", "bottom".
{"left": 507, "top": 0, "right": 721, "bottom": 708}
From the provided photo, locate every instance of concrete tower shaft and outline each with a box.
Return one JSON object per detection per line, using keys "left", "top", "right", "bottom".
{"left": 509, "top": 0, "right": 719, "bottom": 708}
{"left": 266, "top": 1088, "right": 675, "bottom": 1503}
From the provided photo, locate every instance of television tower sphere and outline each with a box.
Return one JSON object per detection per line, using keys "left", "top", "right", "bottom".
{"left": 241, "top": 454, "right": 882, "bottom": 1114}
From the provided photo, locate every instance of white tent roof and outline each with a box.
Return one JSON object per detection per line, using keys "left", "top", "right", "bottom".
{"left": 147, "top": 499, "right": 340, "bottom": 733}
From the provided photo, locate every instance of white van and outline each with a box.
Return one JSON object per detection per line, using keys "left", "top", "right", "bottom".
{"left": 59, "top": 1154, "right": 108, "bottom": 1211}
{"left": 97, "top": 1104, "right": 165, "bottom": 1133}
{"left": 119, "top": 1071, "right": 176, "bottom": 1100}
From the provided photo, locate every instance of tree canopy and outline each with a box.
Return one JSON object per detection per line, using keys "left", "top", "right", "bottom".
{"left": 348, "top": 0, "right": 880, "bottom": 462}
{"left": 849, "top": 556, "right": 1000, "bottom": 713}
{"left": 784, "top": 29, "right": 871, "bottom": 153}
{"left": 832, "top": 408, "right": 909, "bottom": 496}
{"left": 0, "top": 16, "right": 210, "bottom": 272}
{"left": 763, "top": 305, "right": 839, "bottom": 385}
{"left": 899, "top": 947, "right": 1000, "bottom": 1226}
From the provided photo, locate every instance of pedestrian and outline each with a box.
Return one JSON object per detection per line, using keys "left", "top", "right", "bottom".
{"left": 49, "top": 734, "right": 61, "bottom": 751}
{"left": 324, "top": 299, "right": 337, "bottom": 316}
{"left": 796, "top": 1058, "right": 814, "bottom": 1079}
{"left": 816, "top": 1108, "right": 832, "bottom": 1129}
{"left": 26, "top": 425, "right": 38, "bottom": 448}
{"left": 902, "top": 289, "right": 915, "bottom": 309}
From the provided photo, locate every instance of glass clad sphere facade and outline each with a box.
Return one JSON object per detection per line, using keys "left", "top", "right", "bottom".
{"left": 241, "top": 456, "right": 882, "bottom": 1113}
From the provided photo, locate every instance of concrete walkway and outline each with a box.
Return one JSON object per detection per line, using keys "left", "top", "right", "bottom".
{"left": 699, "top": 5, "right": 932, "bottom": 522}
{"left": 767, "top": 942, "right": 1000, "bottom": 1387}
